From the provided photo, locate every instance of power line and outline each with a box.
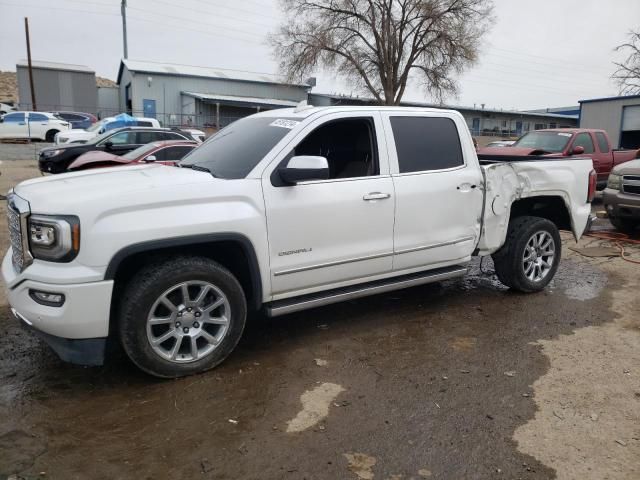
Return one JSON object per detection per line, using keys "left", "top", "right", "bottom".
{"left": 144, "top": 0, "right": 279, "bottom": 27}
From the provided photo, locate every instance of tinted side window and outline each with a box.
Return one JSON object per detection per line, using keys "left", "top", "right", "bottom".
{"left": 573, "top": 133, "right": 594, "bottom": 154}
{"left": 4, "top": 113, "right": 25, "bottom": 123}
{"left": 163, "top": 132, "right": 187, "bottom": 141}
{"left": 390, "top": 117, "right": 464, "bottom": 173}
{"left": 29, "top": 113, "right": 48, "bottom": 121}
{"left": 107, "top": 131, "right": 136, "bottom": 145}
{"left": 136, "top": 121, "right": 153, "bottom": 127}
{"left": 162, "top": 146, "right": 195, "bottom": 160}
{"left": 136, "top": 131, "right": 159, "bottom": 144}
{"left": 595, "top": 132, "right": 610, "bottom": 153}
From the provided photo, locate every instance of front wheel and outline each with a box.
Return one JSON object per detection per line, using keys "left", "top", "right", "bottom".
{"left": 492, "top": 216, "right": 561, "bottom": 293}
{"left": 609, "top": 216, "right": 638, "bottom": 234}
{"left": 118, "top": 256, "right": 247, "bottom": 378}
{"left": 45, "top": 129, "right": 59, "bottom": 142}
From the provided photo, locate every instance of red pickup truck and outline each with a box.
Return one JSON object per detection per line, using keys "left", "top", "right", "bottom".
{"left": 479, "top": 129, "right": 640, "bottom": 188}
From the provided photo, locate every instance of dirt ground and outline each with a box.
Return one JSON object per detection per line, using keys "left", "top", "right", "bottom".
{"left": 0, "top": 146, "right": 639, "bottom": 480}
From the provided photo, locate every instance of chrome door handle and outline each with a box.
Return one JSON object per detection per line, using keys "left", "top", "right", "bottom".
{"left": 363, "top": 192, "right": 391, "bottom": 201}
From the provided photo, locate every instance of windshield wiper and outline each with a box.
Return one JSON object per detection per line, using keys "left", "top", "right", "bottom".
{"left": 186, "top": 164, "right": 219, "bottom": 178}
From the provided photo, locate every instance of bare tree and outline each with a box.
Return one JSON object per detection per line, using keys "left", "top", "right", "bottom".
{"left": 613, "top": 30, "right": 640, "bottom": 95}
{"left": 271, "top": 0, "right": 494, "bottom": 105}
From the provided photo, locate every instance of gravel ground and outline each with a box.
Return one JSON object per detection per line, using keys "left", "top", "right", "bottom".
{"left": 0, "top": 146, "right": 639, "bottom": 480}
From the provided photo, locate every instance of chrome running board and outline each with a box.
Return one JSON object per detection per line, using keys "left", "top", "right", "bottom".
{"left": 265, "top": 265, "right": 468, "bottom": 317}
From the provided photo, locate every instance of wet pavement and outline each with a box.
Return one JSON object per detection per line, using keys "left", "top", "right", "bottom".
{"left": 0, "top": 253, "right": 617, "bottom": 480}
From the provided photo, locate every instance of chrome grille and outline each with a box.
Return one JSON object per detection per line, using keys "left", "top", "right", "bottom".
{"left": 6, "top": 193, "right": 32, "bottom": 272}
{"left": 622, "top": 175, "right": 640, "bottom": 195}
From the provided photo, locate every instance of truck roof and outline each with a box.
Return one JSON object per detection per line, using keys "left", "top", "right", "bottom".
{"left": 254, "top": 104, "right": 463, "bottom": 119}
{"left": 536, "top": 128, "right": 607, "bottom": 134}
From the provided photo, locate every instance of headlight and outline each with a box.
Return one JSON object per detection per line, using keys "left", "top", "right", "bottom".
{"left": 28, "top": 215, "right": 80, "bottom": 262}
{"left": 42, "top": 149, "right": 62, "bottom": 158}
{"left": 607, "top": 174, "right": 621, "bottom": 191}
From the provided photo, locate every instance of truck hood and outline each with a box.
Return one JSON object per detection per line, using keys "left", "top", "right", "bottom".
{"left": 612, "top": 159, "right": 640, "bottom": 175}
{"left": 56, "top": 129, "right": 96, "bottom": 143}
{"left": 14, "top": 164, "right": 212, "bottom": 213}
{"left": 478, "top": 146, "right": 564, "bottom": 156}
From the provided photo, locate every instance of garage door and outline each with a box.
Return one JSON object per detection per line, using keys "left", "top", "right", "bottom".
{"left": 622, "top": 105, "right": 640, "bottom": 131}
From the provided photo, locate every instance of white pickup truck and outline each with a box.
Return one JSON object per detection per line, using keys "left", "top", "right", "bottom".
{"left": 2, "top": 106, "right": 596, "bottom": 377}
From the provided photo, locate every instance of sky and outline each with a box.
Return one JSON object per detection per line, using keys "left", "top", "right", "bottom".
{"left": 0, "top": 0, "right": 639, "bottom": 110}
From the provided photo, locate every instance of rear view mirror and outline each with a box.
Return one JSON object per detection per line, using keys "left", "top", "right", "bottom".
{"left": 104, "top": 141, "right": 113, "bottom": 150}
{"left": 279, "top": 156, "right": 329, "bottom": 184}
{"left": 145, "top": 155, "right": 157, "bottom": 162}
{"left": 571, "top": 146, "right": 585, "bottom": 155}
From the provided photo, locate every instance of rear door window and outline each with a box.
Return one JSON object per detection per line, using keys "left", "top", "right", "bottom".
{"left": 3, "top": 113, "right": 25, "bottom": 123}
{"left": 136, "top": 121, "right": 153, "bottom": 127}
{"left": 390, "top": 116, "right": 464, "bottom": 173}
{"left": 136, "top": 131, "right": 159, "bottom": 144}
{"left": 595, "top": 132, "right": 610, "bottom": 153}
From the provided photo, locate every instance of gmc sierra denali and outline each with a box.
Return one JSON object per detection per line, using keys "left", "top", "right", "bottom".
{"left": 3, "top": 106, "right": 596, "bottom": 377}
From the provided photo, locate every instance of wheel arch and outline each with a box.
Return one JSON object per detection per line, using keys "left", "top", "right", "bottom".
{"left": 509, "top": 195, "right": 571, "bottom": 232}
{"left": 105, "top": 233, "right": 263, "bottom": 311}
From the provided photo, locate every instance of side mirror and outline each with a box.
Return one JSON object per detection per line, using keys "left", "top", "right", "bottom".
{"left": 571, "top": 146, "right": 585, "bottom": 155}
{"left": 104, "top": 141, "right": 113, "bottom": 150}
{"left": 145, "top": 155, "right": 157, "bottom": 162}
{"left": 279, "top": 156, "right": 329, "bottom": 184}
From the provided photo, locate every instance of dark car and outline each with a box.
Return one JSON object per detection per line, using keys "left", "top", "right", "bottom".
{"left": 39, "top": 127, "right": 192, "bottom": 174}
{"left": 67, "top": 140, "right": 197, "bottom": 171}
{"left": 52, "top": 111, "right": 98, "bottom": 130}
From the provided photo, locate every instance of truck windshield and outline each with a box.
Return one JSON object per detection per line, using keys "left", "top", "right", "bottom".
{"left": 179, "top": 117, "right": 298, "bottom": 179}
{"left": 513, "top": 132, "right": 572, "bottom": 153}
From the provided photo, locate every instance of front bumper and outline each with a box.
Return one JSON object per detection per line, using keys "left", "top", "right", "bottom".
{"left": 603, "top": 188, "right": 640, "bottom": 219}
{"left": 2, "top": 250, "right": 114, "bottom": 365}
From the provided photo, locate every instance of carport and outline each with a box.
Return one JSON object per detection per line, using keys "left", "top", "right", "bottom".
{"left": 181, "top": 92, "right": 298, "bottom": 129}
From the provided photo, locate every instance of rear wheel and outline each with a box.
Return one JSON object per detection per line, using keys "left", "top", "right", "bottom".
{"left": 609, "top": 216, "right": 638, "bottom": 234}
{"left": 45, "top": 129, "right": 59, "bottom": 142}
{"left": 492, "top": 216, "right": 561, "bottom": 293}
{"left": 118, "top": 256, "right": 247, "bottom": 378}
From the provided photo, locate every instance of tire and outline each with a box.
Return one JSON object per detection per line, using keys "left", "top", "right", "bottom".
{"left": 609, "top": 216, "right": 638, "bottom": 234}
{"left": 491, "top": 216, "right": 561, "bottom": 293}
{"left": 118, "top": 256, "right": 247, "bottom": 378}
{"left": 45, "top": 129, "right": 59, "bottom": 142}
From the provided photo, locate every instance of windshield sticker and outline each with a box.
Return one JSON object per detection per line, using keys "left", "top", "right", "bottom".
{"left": 270, "top": 119, "right": 300, "bottom": 129}
{"left": 558, "top": 133, "right": 572, "bottom": 137}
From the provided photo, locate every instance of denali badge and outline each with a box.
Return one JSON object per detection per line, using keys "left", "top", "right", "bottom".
{"left": 278, "top": 248, "right": 313, "bottom": 256}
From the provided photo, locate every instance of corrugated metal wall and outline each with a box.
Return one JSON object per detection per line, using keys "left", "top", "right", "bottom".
{"left": 580, "top": 97, "right": 640, "bottom": 148}
{"left": 17, "top": 66, "right": 97, "bottom": 113}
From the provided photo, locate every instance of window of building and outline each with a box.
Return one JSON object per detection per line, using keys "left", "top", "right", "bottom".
{"left": 595, "top": 132, "right": 610, "bottom": 153}
{"left": 390, "top": 116, "right": 464, "bottom": 173}
{"left": 572, "top": 132, "right": 595, "bottom": 154}
{"left": 534, "top": 123, "right": 546, "bottom": 130}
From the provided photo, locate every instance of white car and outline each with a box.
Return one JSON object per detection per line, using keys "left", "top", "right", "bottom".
{"left": 180, "top": 128, "right": 206, "bottom": 143}
{"left": 0, "top": 102, "right": 16, "bottom": 115}
{"left": 485, "top": 140, "right": 516, "bottom": 148}
{"left": 55, "top": 116, "right": 161, "bottom": 145}
{"left": 0, "top": 111, "right": 70, "bottom": 142}
{"left": 2, "top": 106, "right": 596, "bottom": 377}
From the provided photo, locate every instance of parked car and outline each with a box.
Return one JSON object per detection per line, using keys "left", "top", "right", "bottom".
{"left": 479, "top": 129, "right": 640, "bottom": 188}
{"left": 51, "top": 111, "right": 97, "bottom": 130}
{"left": 3, "top": 106, "right": 595, "bottom": 377}
{"left": 67, "top": 140, "right": 197, "bottom": 171}
{"left": 55, "top": 116, "right": 161, "bottom": 145}
{"left": 39, "top": 127, "right": 193, "bottom": 173}
{"left": 0, "top": 102, "right": 16, "bottom": 115}
{"left": 0, "top": 111, "right": 71, "bottom": 142}
{"left": 603, "top": 160, "right": 640, "bottom": 233}
{"left": 181, "top": 128, "right": 206, "bottom": 142}
{"left": 485, "top": 140, "right": 515, "bottom": 148}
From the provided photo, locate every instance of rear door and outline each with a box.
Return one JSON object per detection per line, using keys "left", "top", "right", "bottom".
{"left": 262, "top": 111, "right": 395, "bottom": 299}
{"left": 382, "top": 112, "right": 483, "bottom": 271}
{"left": 0, "top": 112, "right": 26, "bottom": 138}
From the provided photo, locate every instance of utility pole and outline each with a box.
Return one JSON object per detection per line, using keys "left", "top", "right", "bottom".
{"left": 24, "top": 17, "right": 37, "bottom": 111}
{"left": 121, "top": 0, "right": 128, "bottom": 59}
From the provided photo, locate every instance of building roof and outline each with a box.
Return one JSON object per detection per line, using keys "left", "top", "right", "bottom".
{"left": 311, "top": 93, "right": 578, "bottom": 119}
{"left": 118, "top": 59, "right": 309, "bottom": 88}
{"left": 183, "top": 92, "right": 299, "bottom": 108}
{"left": 16, "top": 59, "right": 94, "bottom": 74}
{"left": 579, "top": 94, "right": 640, "bottom": 104}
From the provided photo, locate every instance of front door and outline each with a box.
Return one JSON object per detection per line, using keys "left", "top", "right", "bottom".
{"left": 382, "top": 113, "right": 484, "bottom": 271}
{"left": 262, "top": 112, "right": 395, "bottom": 299}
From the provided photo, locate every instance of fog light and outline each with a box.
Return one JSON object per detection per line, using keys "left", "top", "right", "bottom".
{"left": 29, "top": 290, "right": 65, "bottom": 307}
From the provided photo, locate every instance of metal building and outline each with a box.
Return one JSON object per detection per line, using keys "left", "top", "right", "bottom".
{"left": 579, "top": 95, "right": 640, "bottom": 149}
{"left": 116, "top": 59, "right": 313, "bottom": 129}
{"left": 16, "top": 60, "right": 97, "bottom": 113}
{"left": 309, "top": 93, "right": 577, "bottom": 138}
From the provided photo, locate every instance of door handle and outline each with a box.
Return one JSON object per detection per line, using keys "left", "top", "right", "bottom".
{"left": 457, "top": 183, "right": 477, "bottom": 191}
{"left": 363, "top": 192, "right": 391, "bottom": 201}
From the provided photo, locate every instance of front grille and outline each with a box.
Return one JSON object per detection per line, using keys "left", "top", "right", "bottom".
{"left": 6, "top": 193, "right": 32, "bottom": 272}
{"left": 622, "top": 176, "right": 640, "bottom": 195}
